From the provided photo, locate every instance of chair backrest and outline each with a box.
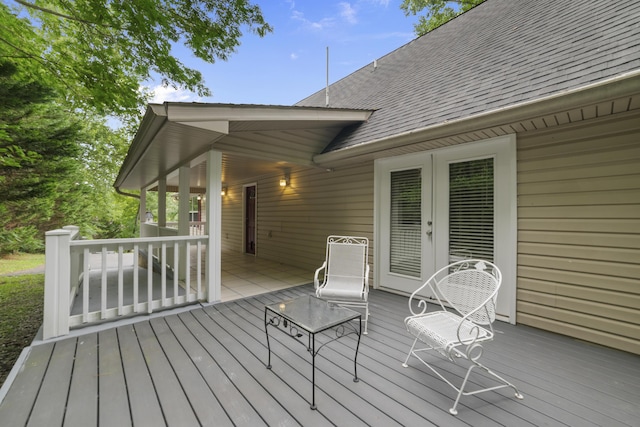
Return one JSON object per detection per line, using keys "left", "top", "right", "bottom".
{"left": 410, "top": 260, "right": 501, "bottom": 325}
{"left": 325, "top": 235, "right": 368, "bottom": 285}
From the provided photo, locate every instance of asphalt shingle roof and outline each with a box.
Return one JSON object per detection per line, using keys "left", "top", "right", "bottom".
{"left": 295, "top": 0, "right": 640, "bottom": 153}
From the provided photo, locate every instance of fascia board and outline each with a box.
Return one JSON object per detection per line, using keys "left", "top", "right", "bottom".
{"left": 114, "top": 106, "right": 167, "bottom": 188}
{"left": 165, "top": 103, "right": 373, "bottom": 123}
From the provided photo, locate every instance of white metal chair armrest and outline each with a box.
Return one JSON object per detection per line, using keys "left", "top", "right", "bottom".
{"left": 314, "top": 261, "right": 327, "bottom": 289}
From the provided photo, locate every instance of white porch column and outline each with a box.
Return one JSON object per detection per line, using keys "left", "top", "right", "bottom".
{"left": 206, "top": 150, "right": 222, "bottom": 303}
{"left": 178, "top": 166, "right": 191, "bottom": 281}
{"left": 158, "top": 177, "right": 167, "bottom": 227}
{"left": 178, "top": 166, "right": 191, "bottom": 236}
{"left": 139, "top": 188, "right": 146, "bottom": 224}
{"left": 43, "top": 229, "right": 71, "bottom": 339}
{"left": 139, "top": 188, "right": 147, "bottom": 237}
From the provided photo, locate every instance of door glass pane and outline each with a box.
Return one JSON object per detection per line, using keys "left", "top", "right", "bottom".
{"left": 449, "top": 158, "right": 494, "bottom": 262}
{"left": 390, "top": 169, "right": 421, "bottom": 277}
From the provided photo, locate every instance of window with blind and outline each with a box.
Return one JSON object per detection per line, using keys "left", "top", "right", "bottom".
{"left": 390, "top": 169, "right": 422, "bottom": 277}
{"left": 449, "top": 158, "right": 494, "bottom": 262}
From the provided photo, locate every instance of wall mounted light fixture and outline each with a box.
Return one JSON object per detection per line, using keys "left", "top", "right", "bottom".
{"left": 221, "top": 187, "right": 227, "bottom": 196}
{"left": 279, "top": 174, "right": 290, "bottom": 187}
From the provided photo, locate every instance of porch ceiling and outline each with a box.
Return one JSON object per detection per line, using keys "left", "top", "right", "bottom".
{"left": 115, "top": 103, "right": 374, "bottom": 191}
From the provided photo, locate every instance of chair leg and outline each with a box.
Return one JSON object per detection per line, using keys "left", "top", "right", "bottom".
{"left": 363, "top": 303, "right": 369, "bottom": 335}
{"left": 403, "top": 342, "right": 523, "bottom": 415}
{"left": 450, "top": 364, "right": 474, "bottom": 415}
{"left": 450, "top": 358, "right": 524, "bottom": 415}
{"left": 402, "top": 337, "right": 420, "bottom": 367}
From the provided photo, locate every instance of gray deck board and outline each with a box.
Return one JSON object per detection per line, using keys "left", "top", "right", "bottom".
{"left": 190, "top": 307, "right": 305, "bottom": 426}
{"left": 135, "top": 321, "right": 200, "bottom": 426}
{"left": 27, "top": 339, "right": 75, "bottom": 427}
{"left": 98, "top": 328, "right": 132, "bottom": 427}
{"left": 0, "top": 343, "right": 52, "bottom": 426}
{"left": 1, "top": 284, "right": 639, "bottom": 426}
{"left": 64, "top": 333, "right": 98, "bottom": 427}
{"left": 151, "top": 316, "right": 237, "bottom": 427}
{"left": 116, "top": 324, "right": 165, "bottom": 427}
{"left": 161, "top": 315, "right": 237, "bottom": 427}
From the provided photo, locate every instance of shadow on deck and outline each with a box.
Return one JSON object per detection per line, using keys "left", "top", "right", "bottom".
{"left": 1, "top": 283, "right": 638, "bottom": 426}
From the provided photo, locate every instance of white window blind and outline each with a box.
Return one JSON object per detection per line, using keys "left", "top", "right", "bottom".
{"left": 390, "top": 169, "right": 421, "bottom": 277}
{"left": 449, "top": 158, "right": 494, "bottom": 262}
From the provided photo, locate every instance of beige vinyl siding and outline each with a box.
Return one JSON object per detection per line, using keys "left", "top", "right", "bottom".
{"left": 517, "top": 111, "right": 640, "bottom": 355}
{"left": 222, "top": 162, "right": 375, "bottom": 276}
{"left": 220, "top": 183, "right": 244, "bottom": 253}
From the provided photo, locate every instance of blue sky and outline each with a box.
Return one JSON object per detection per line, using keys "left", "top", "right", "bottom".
{"left": 149, "top": 0, "right": 418, "bottom": 106}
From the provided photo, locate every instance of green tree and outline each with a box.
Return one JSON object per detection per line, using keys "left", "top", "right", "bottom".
{"left": 401, "top": 0, "right": 486, "bottom": 36}
{"left": 0, "top": 0, "right": 272, "bottom": 124}
{"left": 0, "top": 60, "right": 78, "bottom": 253}
{"left": 0, "top": 60, "right": 138, "bottom": 254}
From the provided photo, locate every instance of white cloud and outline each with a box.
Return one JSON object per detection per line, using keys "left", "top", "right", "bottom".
{"left": 146, "top": 84, "right": 201, "bottom": 104}
{"left": 339, "top": 2, "right": 358, "bottom": 24}
{"left": 291, "top": 9, "right": 335, "bottom": 31}
{"left": 362, "top": 0, "right": 389, "bottom": 6}
{"left": 290, "top": 52, "right": 299, "bottom": 60}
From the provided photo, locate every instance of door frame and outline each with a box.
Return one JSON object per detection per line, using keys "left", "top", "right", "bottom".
{"left": 374, "top": 135, "right": 517, "bottom": 323}
{"left": 243, "top": 183, "right": 257, "bottom": 255}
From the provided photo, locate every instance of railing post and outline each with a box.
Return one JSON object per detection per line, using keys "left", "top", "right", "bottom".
{"left": 63, "top": 225, "right": 82, "bottom": 300}
{"left": 43, "top": 229, "right": 72, "bottom": 339}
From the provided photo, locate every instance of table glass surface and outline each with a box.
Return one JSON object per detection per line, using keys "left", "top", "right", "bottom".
{"left": 266, "top": 295, "right": 359, "bottom": 333}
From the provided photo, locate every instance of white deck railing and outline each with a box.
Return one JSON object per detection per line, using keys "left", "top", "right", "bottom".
{"left": 43, "top": 226, "right": 208, "bottom": 339}
{"left": 165, "top": 221, "right": 207, "bottom": 236}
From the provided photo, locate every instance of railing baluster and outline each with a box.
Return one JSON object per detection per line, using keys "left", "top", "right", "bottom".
{"left": 83, "top": 248, "right": 90, "bottom": 323}
{"left": 174, "top": 241, "right": 180, "bottom": 303}
{"left": 133, "top": 244, "right": 139, "bottom": 312}
{"left": 117, "top": 245, "right": 124, "bottom": 316}
{"left": 185, "top": 241, "right": 191, "bottom": 301}
{"left": 101, "top": 247, "right": 107, "bottom": 319}
{"left": 196, "top": 241, "right": 202, "bottom": 299}
{"left": 196, "top": 240, "right": 202, "bottom": 300}
{"left": 147, "top": 242, "right": 153, "bottom": 314}
{"left": 161, "top": 243, "right": 167, "bottom": 306}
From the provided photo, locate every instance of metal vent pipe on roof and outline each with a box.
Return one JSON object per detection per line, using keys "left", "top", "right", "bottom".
{"left": 326, "top": 46, "right": 329, "bottom": 107}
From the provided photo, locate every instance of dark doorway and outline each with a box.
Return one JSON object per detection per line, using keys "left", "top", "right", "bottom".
{"left": 245, "top": 185, "right": 256, "bottom": 254}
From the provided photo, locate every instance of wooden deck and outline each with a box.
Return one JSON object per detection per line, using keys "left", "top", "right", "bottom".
{"left": 1, "top": 283, "right": 638, "bottom": 426}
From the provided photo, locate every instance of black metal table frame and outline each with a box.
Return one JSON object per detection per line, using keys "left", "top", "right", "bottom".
{"left": 264, "top": 297, "right": 362, "bottom": 410}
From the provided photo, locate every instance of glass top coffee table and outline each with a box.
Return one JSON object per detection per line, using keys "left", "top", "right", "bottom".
{"left": 264, "top": 294, "right": 362, "bottom": 410}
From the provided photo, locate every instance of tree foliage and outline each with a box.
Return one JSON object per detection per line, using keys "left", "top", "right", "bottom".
{"left": 0, "top": 0, "right": 272, "bottom": 124}
{"left": 0, "top": 60, "right": 138, "bottom": 255}
{"left": 401, "top": 0, "right": 486, "bottom": 36}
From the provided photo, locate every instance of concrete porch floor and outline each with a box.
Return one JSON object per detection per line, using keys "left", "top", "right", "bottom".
{"left": 219, "top": 250, "right": 312, "bottom": 301}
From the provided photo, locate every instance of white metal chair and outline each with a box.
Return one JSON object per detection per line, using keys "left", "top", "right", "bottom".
{"left": 314, "top": 235, "right": 370, "bottom": 334}
{"left": 402, "top": 259, "right": 523, "bottom": 415}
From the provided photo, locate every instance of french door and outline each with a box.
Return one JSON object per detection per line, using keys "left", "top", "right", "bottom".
{"left": 375, "top": 136, "right": 517, "bottom": 322}
{"left": 376, "top": 155, "right": 434, "bottom": 295}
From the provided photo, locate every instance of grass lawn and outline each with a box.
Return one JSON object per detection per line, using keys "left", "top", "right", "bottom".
{"left": 0, "top": 253, "right": 45, "bottom": 275}
{"left": 0, "top": 254, "right": 45, "bottom": 388}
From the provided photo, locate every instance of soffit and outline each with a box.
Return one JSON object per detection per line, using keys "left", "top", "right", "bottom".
{"left": 115, "top": 103, "right": 373, "bottom": 191}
